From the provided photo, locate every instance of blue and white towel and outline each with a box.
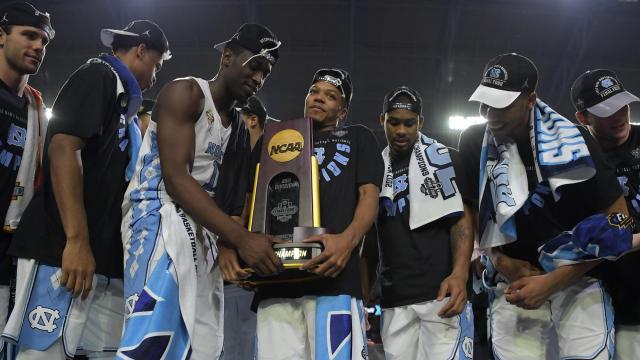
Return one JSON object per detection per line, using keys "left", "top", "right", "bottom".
{"left": 380, "top": 132, "right": 463, "bottom": 229}
{"left": 315, "top": 295, "right": 368, "bottom": 360}
{"left": 478, "top": 99, "right": 596, "bottom": 249}
{"left": 538, "top": 212, "right": 634, "bottom": 272}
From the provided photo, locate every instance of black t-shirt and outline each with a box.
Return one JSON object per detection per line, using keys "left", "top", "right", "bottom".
{"left": 258, "top": 124, "right": 384, "bottom": 300}
{"left": 10, "top": 61, "right": 128, "bottom": 278}
{"left": 0, "top": 80, "right": 28, "bottom": 232}
{"left": 377, "top": 148, "right": 468, "bottom": 308}
{"left": 599, "top": 124, "right": 640, "bottom": 325}
{"left": 458, "top": 123, "right": 621, "bottom": 265}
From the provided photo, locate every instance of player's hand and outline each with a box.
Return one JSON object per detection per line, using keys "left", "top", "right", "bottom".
{"left": 235, "top": 232, "right": 283, "bottom": 277}
{"left": 494, "top": 255, "right": 544, "bottom": 283}
{"left": 218, "top": 242, "right": 251, "bottom": 282}
{"left": 504, "top": 274, "right": 554, "bottom": 310}
{"left": 437, "top": 272, "right": 468, "bottom": 318}
{"left": 60, "top": 238, "right": 95, "bottom": 300}
{"left": 300, "top": 231, "right": 356, "bottom": 278}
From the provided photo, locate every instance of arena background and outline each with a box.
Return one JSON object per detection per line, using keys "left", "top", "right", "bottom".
{"left": 24, "top": 0, "right": 640, "bottom": 147}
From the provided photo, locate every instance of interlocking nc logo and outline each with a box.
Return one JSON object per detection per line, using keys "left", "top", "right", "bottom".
{"left": 601, "top": 78, "right": 615, "bottom": 88}
{"left": 489, "top": 67, "right": 501, "bottom": 78}
{"left": 125, "top": 293, "right": 140, "bottom": 318}
{"left": 463, "top": 336, "right": 473, "bottom": 358}
{"left": 29, "top": 306, "right": 60, "bottom": 333}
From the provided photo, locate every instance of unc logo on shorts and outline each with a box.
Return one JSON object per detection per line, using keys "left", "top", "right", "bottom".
{"left": 28, "top": 306, "right": 60, "bottom": 333}
{"left": 462, "top": 336, "right": 473, "bottom": 358}
{"left": 125, "top": 293, "right": 140, "bottom": 318}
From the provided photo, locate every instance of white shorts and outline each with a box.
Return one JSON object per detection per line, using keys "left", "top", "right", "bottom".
{"left": 1, "top": 258, "right": 124, "bottom": 359}
{"left": 489, "top": 277, "right": 614, "bottom": 360}
{"left": 256, "top": 295, "right": 367, "bottom": 360}
{"left": 381, "top": 299, "right": 474, "bottom": 360}
{"left": 614, "top": 324, "right": 640, "bottom": 360}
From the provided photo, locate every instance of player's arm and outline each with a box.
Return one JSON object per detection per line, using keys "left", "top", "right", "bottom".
{"left": 155, "top": 79, "right": 281, "bottom": 276}
{"left": 49, "top": 133, "right": 94, "bottom": 300}
{"left": 438, "top": 203, "right": 474, "bottom": 318}
{"left": 505, "top": 194, "right": 629, "bottom": 309}
{"left": 301, "top": 183, "right": 379, "bottom": 278}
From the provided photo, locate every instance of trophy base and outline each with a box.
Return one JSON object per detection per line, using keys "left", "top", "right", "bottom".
{"left": 239, "top": 226, "right": 330, "bottom": 286}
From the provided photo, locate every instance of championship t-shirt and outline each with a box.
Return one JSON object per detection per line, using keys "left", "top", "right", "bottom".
{"left": 377, "top": 148, "right": 468, "bottom": 308}
{"left": 599, "top": 124, "right": 640, "bottom": 325}
{"left": 10, "top": 61, "right": 129, "bottom": 278}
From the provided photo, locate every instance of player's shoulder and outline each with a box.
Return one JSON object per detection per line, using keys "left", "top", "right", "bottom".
{"left": 156, "top": 77, "right": 205, "bottom": 113}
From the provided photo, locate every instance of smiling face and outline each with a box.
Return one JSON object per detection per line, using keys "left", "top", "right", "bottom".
{"left": 577, "top": 105, "right": 631, "bottom": 148}
{"left": 479, "top": 92, "right": 536, "bottom": 142}
{"left": 0, "top": 25, "right": 50, "bottom": 76}
{"left": 304, "top": 80, "right": 347, "bottom": 132}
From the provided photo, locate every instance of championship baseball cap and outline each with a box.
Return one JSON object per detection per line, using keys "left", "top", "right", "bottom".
{"left": 571, "top": 69, "right": 640, "bottom": 118}
{"left": 469, "top": 53, "right": 538, "bottom": 109}
{"left": 239, "top": 96, "right": 267, "bottom": 125}
{"left": 383, "top": 86, "right": 422, "bottom": 115}
{"left": 101, "top": 20, "right": 171, "bottom": 60}
{"left": 0, "top": 2, "right": 54, "bottom": 40}
{"left": 311, "top": 68, "right": 353, "bottom": 106}
{"left": 214, "top": 23, "right": 281, "bottom": 66}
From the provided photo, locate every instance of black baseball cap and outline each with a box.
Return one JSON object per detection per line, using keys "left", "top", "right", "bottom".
{"left": 0, "top": 2, "right": 54, "bottom": 40}
{"left": 469, "top": 53, "right": 538, "bottom": 109}
{"left": 311, "top": 68, "right": 353, "bottom": 106}
{"left": 571, "top": 69, "right": 639, "bottom": 118}
{"left": 383, "top": 86, "right": 422, "bottom": 115}
{"left": 101, "top": 20, "right": 171, "bottom": 60}
{"left": 214, "top": 23, "right": 280, "bottom": 66}
{"left": 239, "top": 96, "right": 267, "bottom": 125}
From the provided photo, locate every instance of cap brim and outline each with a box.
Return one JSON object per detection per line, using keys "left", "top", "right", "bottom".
{"left": 213, "top": 40, "right": 229, "bottom": 53}
{"left": 469, "top": 84, "right": 521, "bottom": 109}
{"left": 100, "top": 29, "right": 140, "bottom": 47}
{"left": 587, "top": 91, "right": 640, "bottom": 118}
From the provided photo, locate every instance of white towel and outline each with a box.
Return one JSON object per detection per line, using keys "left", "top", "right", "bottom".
{"left": 3, "top": 85, "right": 46, "bottom": 231}
{"left": 381, "top": 132, "right": 464, "bottom": 229}
{"left": 478, "top": 99, "right": 596, "bottom": 249}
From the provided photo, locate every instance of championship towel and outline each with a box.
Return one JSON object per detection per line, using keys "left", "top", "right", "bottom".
{"left": 478, "top": 99, "right": 596, "bottom": 249}
{"left": 381, "top": 132, "right": 463, "bottom": 229}
{"left": 3, "top": 85, "right": 46, "bottom": 231}
{"left": 538, "top": 212, "right": 634, "bottom": 272}
{"left": 315, "top": 295, "right": 368, "bottom": 360}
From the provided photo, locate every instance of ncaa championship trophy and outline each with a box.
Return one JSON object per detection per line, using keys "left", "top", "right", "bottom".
{"left": 244, "top": 117, "right": 328, "bottom": 284}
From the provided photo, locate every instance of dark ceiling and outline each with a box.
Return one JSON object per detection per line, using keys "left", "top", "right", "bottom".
{"left": 24, "top": 0, "right": 640, "bottom": 146}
